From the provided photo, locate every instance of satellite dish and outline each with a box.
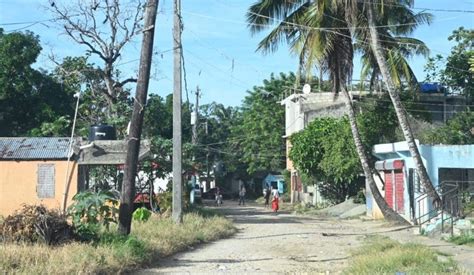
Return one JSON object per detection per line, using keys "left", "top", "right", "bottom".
{"left": 303, "top": 84, "right": 311, "bottom": 94}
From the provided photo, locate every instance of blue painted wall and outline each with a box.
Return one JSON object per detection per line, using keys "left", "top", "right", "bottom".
{"left": 373, "top": 144, "right": 474, "bottom": 221}
{"left": 419, "top": 145, "right": 474, "bottom": 188}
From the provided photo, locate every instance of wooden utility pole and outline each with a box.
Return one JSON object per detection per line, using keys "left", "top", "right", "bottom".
{"left": 118, "top": 0, "right": 159, "bottom": 235}
{"left": 172, "top": 0, "right": 183, "bottom": 223}
{"left": 191, "top": 86, "right": 200, "bottom": 145}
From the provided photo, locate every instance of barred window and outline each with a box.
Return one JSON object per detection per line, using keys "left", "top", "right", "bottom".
{"left": 37, "top": 164, "right": 55, "bottom": 198}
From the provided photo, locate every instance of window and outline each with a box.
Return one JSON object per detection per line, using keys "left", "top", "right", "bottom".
{"left": 37, "top": 164, "right": 55, "bottom": 198}
{"left": 413, "top": 169, "right": 421, "bottom": 193}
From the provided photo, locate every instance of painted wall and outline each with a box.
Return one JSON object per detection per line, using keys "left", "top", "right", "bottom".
{"left": 370, "top": 144, "right": 474, "bottom": 222}
{"left": 420, "top": 145, "right": 474, "bottom": 188}
{"left": 366, "top": 172, "right": 385, "bottom": 219}
{"left": 0, "top": 160, "right": 78, "bottom": 216}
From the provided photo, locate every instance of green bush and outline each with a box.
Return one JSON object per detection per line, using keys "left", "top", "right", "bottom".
{"left": 353, "top": 189, "right": 366, "bottom": 204}
{"left": 132, "top": 207, "right": 151, "bottom": 223}
{"left": 67, "top": 191, "right": 118, "bottom": 241}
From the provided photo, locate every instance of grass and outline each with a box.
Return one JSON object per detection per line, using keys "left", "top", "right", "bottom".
{"left": 0, "top": 211, "right": 236, "bottom": 274}
{"left": 345, "top": 236, "right": 458, "bottom": 274}
{"left": 448, "top": 233, "right": 474, "bottom": 247}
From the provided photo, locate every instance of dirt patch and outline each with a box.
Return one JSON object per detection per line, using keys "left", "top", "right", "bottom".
{"left": 139, "top": 200, "right": 474, "bottom": 274}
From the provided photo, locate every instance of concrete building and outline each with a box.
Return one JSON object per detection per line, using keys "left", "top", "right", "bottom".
{"left": 0, "top": 137, "right": 151, "bottom": 216}
{"left": 367, "top": 141, "right": 474, "bottom": 223}
{"left": 281, "top": 92, "right": 350, "bottom": 204}
{"left": 0, "top": 137, "right": 79, "bottom": 215}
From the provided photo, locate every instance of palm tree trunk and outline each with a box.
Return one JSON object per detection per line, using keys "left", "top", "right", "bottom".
{"left": 366, "top": 3, "right": 440, "bottom": 203}
{"left": 341, "top": 86, "right": 409, "bottom": 224}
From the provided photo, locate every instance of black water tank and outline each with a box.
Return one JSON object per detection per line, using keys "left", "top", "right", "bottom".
{"left": 89, "top": 124, "right": 117, "bottom": 141}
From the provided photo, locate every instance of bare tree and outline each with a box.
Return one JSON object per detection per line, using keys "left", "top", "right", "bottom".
{"left": 49, "top": 0, "right": 144, "bottom": 118}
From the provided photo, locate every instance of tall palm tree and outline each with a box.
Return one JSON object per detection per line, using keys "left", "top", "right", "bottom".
{"left": 355, "top": 3, "right": 432, "bottom": 90}
{"left": 247, "top": 0, "right": 408, "bottom": 223}
{"left": 363, "top": 0, "right": 440, "bottom": 204}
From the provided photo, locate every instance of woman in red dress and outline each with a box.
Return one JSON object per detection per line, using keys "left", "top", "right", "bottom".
{"left": 271, "top": 187, "right": 279, "bottom": 212}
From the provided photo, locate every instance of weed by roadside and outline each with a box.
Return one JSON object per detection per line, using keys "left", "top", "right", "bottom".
{"left": 345, "top": 235, "right": 458, "bottom": 274}
{"left": 448, "top": 233, "right": 474, "bottom": 247}
{"left": 0, "top": 212, "right": 236, "bottom": 274}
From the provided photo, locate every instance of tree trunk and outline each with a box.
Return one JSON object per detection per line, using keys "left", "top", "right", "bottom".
{"left": 340, "top": 87, "right": 409, "bottom": 224}
{"left": 366, "top": 3, "right": 440, "bottom": 204}
{"left": 118, "top": 0, "right": 159, "bottom": 235}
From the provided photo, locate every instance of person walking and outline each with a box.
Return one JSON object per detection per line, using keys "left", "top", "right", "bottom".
{"left": 238, "top": 186, "right": 246, "bottom": 206}
{"left": 215, "top": 187, "right": 223, "bottom": 206}
{"left": 264, "top": 186, "right": 271, "bottom": 208}
{"left": 271, "top": 187, "right": 279, "bottom": 213}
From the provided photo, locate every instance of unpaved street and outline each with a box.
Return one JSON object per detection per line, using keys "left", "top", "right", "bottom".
{"left": 140, "top": 200, "right": 474, "bottom": 274}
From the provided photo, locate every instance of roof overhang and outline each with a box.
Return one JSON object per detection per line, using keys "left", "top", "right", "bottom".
{"left": 375, "top": 159, "right": 404, "bottom": 171}
{"left": 76, "top": 140, "right": 151, "bottom": 165}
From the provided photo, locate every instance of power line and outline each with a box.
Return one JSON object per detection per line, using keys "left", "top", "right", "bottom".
{"left": 366, "top": 1, "right": 474, "bottom": 13}
{"left": 247, "top": 10, "right": 472, "bottom": 73}
{"left": 184, "top": 48, "right": 254, "bottom": 89}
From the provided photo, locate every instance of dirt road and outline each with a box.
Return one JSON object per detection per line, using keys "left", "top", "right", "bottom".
{"left": 140, "top": 200, "right": 474, "bottom": 274}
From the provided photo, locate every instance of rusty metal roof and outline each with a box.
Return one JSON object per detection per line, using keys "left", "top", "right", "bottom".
{"left": 0, "top": 137, "right": 77, "bottom": 160}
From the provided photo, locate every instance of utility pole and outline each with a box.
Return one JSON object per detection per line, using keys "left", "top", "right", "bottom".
{"left": 118, "top": 0, "right": 159, "bottom": 235}
{"left": 172, "top": 0, "right": 183, "bottom": 223}
{"left": 191, "top": 86, "right": 200, "bottom": 145}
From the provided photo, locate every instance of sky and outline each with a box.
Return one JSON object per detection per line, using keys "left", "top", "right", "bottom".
{"left": 0, "top": 0, "right": 473, "bottom": 107}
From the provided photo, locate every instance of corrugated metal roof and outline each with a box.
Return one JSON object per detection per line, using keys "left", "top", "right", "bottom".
{"left": 0, "top": 137, "right": 77, "bottom": 160}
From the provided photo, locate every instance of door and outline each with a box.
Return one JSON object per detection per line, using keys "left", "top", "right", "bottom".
{"left": 384, "top": 170, "right": 405, "bottom": 213}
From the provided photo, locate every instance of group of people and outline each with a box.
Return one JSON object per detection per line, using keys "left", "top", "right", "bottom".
{"left": 263, "top": 186, "right": 280, "bottom": 212}
{"left": 214, "top": 185, "right": 280, "bottom": 212}
{"left": 214, "top": 185, "right": 247, "bottom": 206}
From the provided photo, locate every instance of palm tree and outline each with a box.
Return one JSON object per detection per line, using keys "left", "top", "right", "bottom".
{"left": 247, "top": 0, "right": 408, "bottom": 223}
{"left": 363, "top": 0, "right": 441, "bottom": 204}
{"left": 355, "top": 2, "right": 432, "bottom": 90}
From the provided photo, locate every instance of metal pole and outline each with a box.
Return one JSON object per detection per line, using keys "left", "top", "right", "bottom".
{"left": 172, "top": 0, "right": 183, "bottom": 223}
{"left": 62, "top": 92, "right": 81, "bottom": 212}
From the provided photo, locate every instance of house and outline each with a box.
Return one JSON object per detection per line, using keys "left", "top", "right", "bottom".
{"left": 0, "top": 137, "right": 80, "bottom": 215}
{"left": 281, "top": 91, "right": 353, "bottom": 203}
{"left": 0, "top": 137, "right": 151, "bottom": 216}
{"left": 262, "top": 173, "right": 286, "bottom": 194}
{"left": 366, "top": 141, "right": 474, "bottom": 223}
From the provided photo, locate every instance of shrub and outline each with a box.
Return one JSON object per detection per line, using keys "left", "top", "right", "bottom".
{"left": 0, "top": 205, "right": 72, "bottom": 245}
{"left": 353, "top": 189, "right": 366, "bottom": 204}
{"left": 0, "top": 211, "right": 236, "bottom": 274}
{"left": 132, "top": 207, "right": 151, "bottom": 222}
{"left": 67, "top": 191, "right": 118, "bottom": 241}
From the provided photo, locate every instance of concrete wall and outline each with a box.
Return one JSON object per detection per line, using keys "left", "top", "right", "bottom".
{"left": 0, "top": 160, "right": 78, "bottom": 216}
{"left": 366, "top": 173, "right": 385, "bottom": 219}
{"left": 370, "top": 143, "right": 474, "bottom": 222}
{"left": 420, "top": 145, "right": 474, "bottom": 188}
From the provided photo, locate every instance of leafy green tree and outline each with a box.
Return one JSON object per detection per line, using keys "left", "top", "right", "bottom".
{"left": 425, "top": 27, "right": 474, "bottom": 98}
{"left": 143, "top": 93, "right": 192, "bottom": 141}
{"left": 289, "top": 117, "right": 362, "bottom": 202}
{"left": 422, "top": 111, "right": 474, "bottom": 145}
{"left": 0, "top": 29, "right": 74, "bottom": 136}
{"left": 230, "top": 73, "right": 294, "bottom": 174}
{"left": 193, "top": 102, "right": 242, "bottom": 186}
